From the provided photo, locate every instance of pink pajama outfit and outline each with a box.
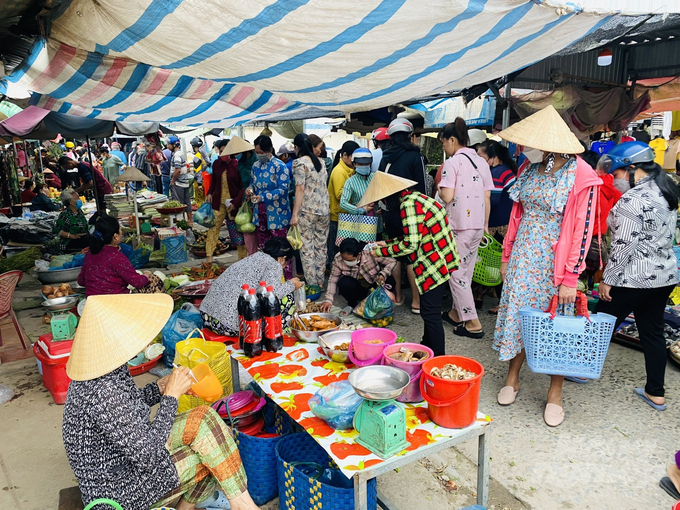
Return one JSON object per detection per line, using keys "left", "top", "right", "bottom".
{"left": 449, "top": 229, "right": 484, "bottom": 321}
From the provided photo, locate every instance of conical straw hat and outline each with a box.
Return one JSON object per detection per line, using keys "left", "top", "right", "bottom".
{"left": 221, "top": 136, "right": 255, "bottom": 156}
{"left": 498, "top": 105, "right": 584, "bottom": 155}
{"left": 357, "top": 172, "right": 417, "bottom": 208}
{"left": 66, "top": 294, "right": 173, "bottom": 381}
{"left": 116, "top": 166, "right": 149, "bottom": 182}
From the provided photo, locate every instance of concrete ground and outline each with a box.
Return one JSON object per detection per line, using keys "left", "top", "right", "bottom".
{"left": 1, "top": 262, "right": 678, "bottom": 510}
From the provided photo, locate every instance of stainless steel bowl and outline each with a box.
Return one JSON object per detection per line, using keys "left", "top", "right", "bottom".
{"left": 42, "top": 296, "right": 80, "bottom": 311}
{"left": 349, "top": 366, "right": 411, "bottom": 401}
{"left": 287, "top": 313, "right": 342, "bottom": 343}
{"left": 318, "top": 330, "right": 353, "bottom": 363}
{"left": 36, "top": 266, "right": 82, "bottom": 284}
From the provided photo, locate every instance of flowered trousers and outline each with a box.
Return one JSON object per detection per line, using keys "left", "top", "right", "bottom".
{"left": 253, "top": 202, "right": 292, "bottom": 279}
{"left": 449, "top": 228, "right": 484, "bottom": 322}
{"left": 206, "top": 204, "right": 228, "bottom": 259}
{"left": 298, "top": 210, "right": 329, "bottom": 288}
{"left": 153, "top": 406, "right": 247, "bottom": 507}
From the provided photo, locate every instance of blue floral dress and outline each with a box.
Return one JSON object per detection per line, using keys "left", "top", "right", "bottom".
{"left": 493, "top": 159, "right": 577, "bottom": 361}
{"left": 248, "top": 156, "right": 291, "bottom": 230}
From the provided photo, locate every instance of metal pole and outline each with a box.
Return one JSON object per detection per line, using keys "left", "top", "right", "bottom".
{"left": 501, "top": 81, "right": 512, "bottom": 147}
{"left": 23, "top": 143, "right": 31, "bottom": 178}
{"left": 85, "top": 136, "right": 101, "bottom": 213}
{"left": 37, "top": 141, "right": 44, "bottom": 174}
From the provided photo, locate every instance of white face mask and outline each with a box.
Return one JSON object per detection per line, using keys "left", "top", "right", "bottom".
{"left": 613, "top": 178, "right": 631, "bottom": 193}
{"left": 343, "top": 259, "right": 359, "bottom": 267}
{"left": 523, "top": 148, "right": 544, "bottom": 164}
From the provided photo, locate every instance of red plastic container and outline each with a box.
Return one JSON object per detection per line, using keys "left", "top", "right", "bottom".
{"left": 420, "top": 355, "right": 484, "bottom": 429}
{"left": 33, "top": 333, "right": 72, "bottom": 405}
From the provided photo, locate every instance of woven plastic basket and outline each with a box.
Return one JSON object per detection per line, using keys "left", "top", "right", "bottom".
{"left": 519, "top": 293, "right": 616, "bottom": 379}
{"left": 276, "top": 433, "right": 377, "bottom": 510}
{"left": 472, "top": 234, "right": 502, "bottom": 286}
{"left": 233, "top": 396, "right": 297, "bottom": 505}
{"left": 162, "top": 234, "right": 187, "bottom": 264}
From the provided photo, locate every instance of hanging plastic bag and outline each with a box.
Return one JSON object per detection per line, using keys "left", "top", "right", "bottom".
{"left": 161, "top": 303, "right": 204, "bottom": 367}
{"left": 234, "top": 201, "right": 252, "bottom": 226}
{"left": 194, "top": 202, "right": 216, "bottom": 228}
{"left": 309, "top": 381, "right": 363, "bottom": 430}
{"left": 287, "top": 225, "right": 303, "bottom": 250}
{"left": 363, "top": 285, "right": 394, "bottom": 320}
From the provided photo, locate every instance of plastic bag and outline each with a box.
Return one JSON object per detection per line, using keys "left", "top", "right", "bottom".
{"left": 287, "top": 225, "right": 303, "bottom": 250}
{"left": 194, "top": 203, "right": 216, "bottom": 228}
{"left": 0, "top": 384, "right": 14, "bottom": 405}
{"left": 161, "top": 303, "right": 204, "bottom": 367}
{"left": 234, "top": 201, "right": 252, "bottom": 226}
{"left": 309, "top": 380, "right": 363, "bottom": 430}
{"left": 363, "top": 285, "right": 394, "bottom": 320}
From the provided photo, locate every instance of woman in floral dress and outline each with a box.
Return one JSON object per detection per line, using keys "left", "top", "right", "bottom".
{"left": 494, "top": 106, "right": 601, "bottom": 427}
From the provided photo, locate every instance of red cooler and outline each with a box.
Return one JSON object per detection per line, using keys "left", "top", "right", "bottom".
{"left": 33, "top": 333, "right": 72, "bottom": 404}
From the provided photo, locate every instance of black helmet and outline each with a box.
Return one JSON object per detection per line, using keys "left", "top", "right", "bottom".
{"left": 190, "top": 137, "right": 203, "bottom": 148}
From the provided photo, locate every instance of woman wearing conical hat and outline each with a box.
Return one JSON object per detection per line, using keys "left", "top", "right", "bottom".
{"left": 62, "top": 294, "right": 258, "bottom": 510}
{"left": 493, "top": 106, "right": 602, "bottom": 427}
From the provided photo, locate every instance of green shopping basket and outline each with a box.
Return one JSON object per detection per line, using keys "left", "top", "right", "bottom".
{"left": 472, "top": 234, "right": 503, "bottom": 286}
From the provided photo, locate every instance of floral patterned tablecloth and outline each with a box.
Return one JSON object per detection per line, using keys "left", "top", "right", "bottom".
{"left": 225, "top": 312, "right": 492, "bottom": 479}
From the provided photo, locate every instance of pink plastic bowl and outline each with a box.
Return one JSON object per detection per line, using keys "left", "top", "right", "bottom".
{"left": 349, "top": 328, "right": 397, "bottom": 366}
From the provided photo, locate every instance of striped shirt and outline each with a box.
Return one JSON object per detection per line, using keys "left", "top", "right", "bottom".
{"left": 489, "top": 164, "right": 516, "bottom": 228}
{"left": 603, "top": 176, "right": 678, "bottom": 288}
{"left": 377, "top": 191, "right": 460, "bottom": 293}
{"left": 340, "top": 173, "right": 373, "bottom": 214}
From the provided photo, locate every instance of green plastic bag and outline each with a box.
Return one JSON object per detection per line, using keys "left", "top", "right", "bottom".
{"left": 234, "top": 201, "right": 252, "bottom": 226}
{"left": 287, "top": 225, "right": 303, "bottom": 250}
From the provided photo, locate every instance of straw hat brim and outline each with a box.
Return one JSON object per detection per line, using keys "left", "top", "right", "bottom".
{"left": 498, "top": 105, "right": 584, "bottom": 155}
{"left": 66, "top": 294, "right": 173, "bottom": 381}
{"left": 117, "top": 166, "right": 149, "bottom": 182}
{"left": 357, "top": 172, "right": 418, "bottom": 208}
{"left": 222, "top": 136, "right": 255, "bottom": 156}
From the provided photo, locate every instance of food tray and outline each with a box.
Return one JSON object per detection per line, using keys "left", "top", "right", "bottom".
{"left": 157, "top": 206, "right": 187, "bottom": 215}
{"left": 128, "top": 354, "right": 162, "bottom": 376}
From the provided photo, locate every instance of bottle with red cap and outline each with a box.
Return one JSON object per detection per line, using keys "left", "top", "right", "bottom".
{"left": 242, "top": 289, "right": 263, "bottom": 357}
{"left": 237, "top": 284, "right": 250, "bottom": 349}
{"left": 256, "top": 280, "right": 268, "bottom": 302}
{"left": 262, "top": 285, "right": 283, "bottom": 352}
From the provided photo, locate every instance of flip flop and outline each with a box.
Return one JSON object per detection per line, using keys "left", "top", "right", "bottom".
{"left": 394, "top": 297, "right": 405, "bottom": 306}
{"left": 411, "top": 307, "right": 420, "bottom": 315}
{"left": 634, "top": 387, "right": 667, "bottom": 411}
{"left": 453, "top": 323, "right": 484, "bottom": 339}
{"left": 442, "top": 311, "right": 462, "bottom": 328}
{"left": 497, "top": 386, "right": 519, "bottom": 405}
{"left": 660, "top": 477, "right": 680, "bottom": 500}
{"left": 487, "top": 307, "right": 499, "bottom": 316}
{"left": 565, "top": 376, "right": 589, "bottom": 384}
{"left": 544, "top": 403, "right": 565, "bottom": 427}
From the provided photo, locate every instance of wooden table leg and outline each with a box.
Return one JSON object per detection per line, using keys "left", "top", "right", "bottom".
{"left": 354, "top": 472, "right": 369, "bottom": 510}
{"left": 477, "top": 428, "right": 490, "bottom": 507}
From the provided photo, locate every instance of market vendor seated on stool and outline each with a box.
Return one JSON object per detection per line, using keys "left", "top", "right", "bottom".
{"left": 30, "top": 183, "right": 61, "bottom": 212}
{"left": 53, "top": 188, "right": 90, "bottom": 253}
{"left": 77, "top": 214, "right": 163, "bottom": 297}
{"left": 321, "top": 238, "right": 397, "bottom": 312}
{"left": 62, "top": 294, "right": 259, "bottom": 510}
{"left": 200, "top": 238, "right": 304, "bottom": 336}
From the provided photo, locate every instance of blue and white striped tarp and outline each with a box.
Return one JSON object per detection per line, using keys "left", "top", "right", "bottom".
{"left": 1, "top": 0, "right": 662, "bottom": 126}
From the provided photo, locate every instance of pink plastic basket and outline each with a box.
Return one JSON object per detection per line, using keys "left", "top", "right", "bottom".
{"left": 348, "top": 328, "right": 397, "bottom": 367}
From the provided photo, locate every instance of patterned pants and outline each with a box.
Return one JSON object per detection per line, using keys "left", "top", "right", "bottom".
{"left": 244, "top": 233, "right": 259, "bottom": 256}
{"left": 153, "top": 406, "right": 247, "bottom": 507}
{"left": 449, "top": 228, "right": 484, "bottom": 322}
{"left": 194, "top": 181, "right": 205, "bottom": 205}
{"left": 298, "top": 210, "right": 329, "bottom": 288}
{"left": 206, "top": 204, "right": 227, "bottom": 258}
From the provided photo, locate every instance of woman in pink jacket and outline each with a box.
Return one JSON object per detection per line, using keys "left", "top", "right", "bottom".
{"left": 493, "top": 106, "right": 601, "bottom": 427}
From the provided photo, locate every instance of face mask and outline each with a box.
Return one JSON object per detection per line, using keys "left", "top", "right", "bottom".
{"left": 75, "top": 199, "right": 83, "bottom": 209}
{"left": 613, "top": 177, "right": 631, "bottom": 193}
{"left": 344, "top": 259, "right": 359, "bottom": 267}
{"left": 523, "top": 148, "right": 544, "bottom": 164}
{"left": 355, "top": 165, "right": 371, "bottom": 176}
{"left": 234, "top": 154, "right": 242, "bottom": 161}
{"left": 257, "top": 154, "right": 270, "bottom": 164}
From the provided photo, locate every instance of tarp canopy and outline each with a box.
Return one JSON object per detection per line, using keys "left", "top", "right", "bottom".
{"left": 0, "top": 105, "right": 193, "bottom": 140}
{"left": 2, "top": 1, "right": 680, "bottom": 127}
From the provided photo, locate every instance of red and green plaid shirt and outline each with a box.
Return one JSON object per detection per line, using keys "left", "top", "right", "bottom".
{"left": 377, "top": 191, "right": 459, "bottom": 293}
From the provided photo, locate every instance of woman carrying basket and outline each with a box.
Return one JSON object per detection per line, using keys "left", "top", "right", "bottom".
{"left": 493, "top": 106, "right": 601, "bottom": 427}
{"left": 595, "top": 141, "right": 679, "bottom": 411}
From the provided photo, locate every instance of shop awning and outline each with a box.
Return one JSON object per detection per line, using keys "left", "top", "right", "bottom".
{"left": 0, "top": 1, "right": 632, "bottom": 127}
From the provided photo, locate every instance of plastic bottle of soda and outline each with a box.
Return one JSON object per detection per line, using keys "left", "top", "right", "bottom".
{"left": 262, "top": 286, "right": 283, "bottom": 352}
{"left": 242, "top": 289, "right": 263, "bottom": 357}
{"left": 237, "top": 284, "right": 250, "bottom": 349}
{"left": 256, "top": 280, "right": 268, "bottom": 303}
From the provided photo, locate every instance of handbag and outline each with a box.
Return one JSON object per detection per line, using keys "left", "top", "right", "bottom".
{"left": 174, "top": 329, "right": 233, "bottom": 412}
{"left": 335, "top": 213, "right": 378, "bottom": 245}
